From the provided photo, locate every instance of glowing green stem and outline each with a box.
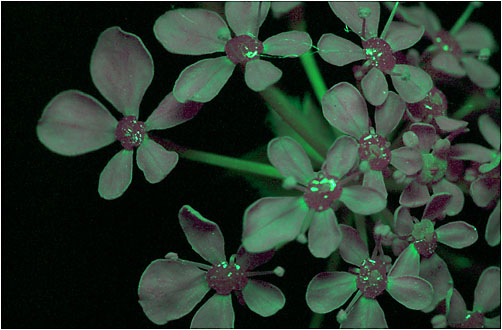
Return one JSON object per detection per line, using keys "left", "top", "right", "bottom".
{"left": 452, "top": 91, "right": 495, "bottom": 119}
{"left": 450, "top": 2, "right": 481, "bottom": 35}
{"left": 300, "top": 52, "right": 328, "bottom": 106}
{"left": 260, "top": 87, "right": 330, "bottom": 160}
{"left": 380, "top": 2, "right": 399, "bottom": 40}
{"left": 181, "top": 149, "right": 283, "bottom": 179}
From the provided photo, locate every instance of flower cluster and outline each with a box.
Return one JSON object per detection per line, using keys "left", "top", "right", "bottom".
{"left": 36, "top": 2, "right": 500, "bottom": 328}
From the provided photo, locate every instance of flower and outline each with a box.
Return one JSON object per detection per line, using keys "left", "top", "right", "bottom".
{"left": 321, "top": 82, "right": 406, "bottom": 198}
{"left": 318, "top": 2, "right": 433, "bottom": 104}
{"left": 306, "top": 225, "right": 433, "bottom": 328}
{"left": 444, "top": 266, "right": 501, "bottom": 328}
{"left": 396, "top": 3, "right": 500, "bottom": 89}
{"left": 154, "top": 2, "right": 312, "bottom": 103}
{"left": 242, "top": 135, "right": 386, "bottom": 258}
{"left": 36, "top": 27, "right": 202, "bottom": 199}
{"left": 138, "top": 205, "right": 285, "bottom": 328}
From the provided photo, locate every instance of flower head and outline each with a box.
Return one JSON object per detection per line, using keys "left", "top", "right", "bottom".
{"left": 36, "top": 27, "right": 202, "bottom": 199}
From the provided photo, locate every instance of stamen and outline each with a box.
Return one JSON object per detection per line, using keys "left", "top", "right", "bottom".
{"left": 450, "top": 2, "right": 483, "bottom": 35}
{"left": 164, "top": 254, "right": 212, "bottom": 271}
{"left": 380, "top": 2, "right": 399, "bottom": 40}
{"left": 246, "top": 266, "right": 285, "bottom": 277}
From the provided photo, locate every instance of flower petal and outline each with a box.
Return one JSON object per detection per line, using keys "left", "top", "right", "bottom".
{"left": 422, "top": 192, "right": 452, "bottom": 221}
{"left": 174, "top": 56, "right": 235, "bottom": 103}
{"left": 484, "top": 315, "right": 501, "bottom": 328}
{"left": 329, "top": 2, "right": 380, "bottom": 38}
{"left": 322, "top": 82, "right": 370, "bottom": 138}
{"left": 306, "top": 271, "right": 357, "bottom": 314}
{"left": 432, "top": 179, "right": 465, "bottom": 216}
{"left": 138, "top": 259, "right": 210, "bottom": 325}
{"left": 461, "top": 57, "right": 500, "bottom": 89}
{"left": 361, "top": 67, "right": 388, "bottom": 106}
{"left": 363, "top": 170, "right": 387, "bottom": 199}
{"left": 235, "top": 247, "right": 275, "bottom": 272}
{"left": 470, "top": 177, "right": 500, "bottom": 208}
{"left": 37, "top": 90, "right": 117, "bottom": 156}
{"left": 267, "top": 136, "right": 314, "bottom": 185}
{"left": 245, "top": 59, "right": 282, "bottom": 92}
{"left": 474, "top": 266, "right": 501, "bottom": 314}
{"left": 395, "top": 5, "right": 441, "bottom": 37}
{"left": 394, "top": 206, "right": 414, "bottom": 236}
{"left": 178, "top": 205, "right": 226, "bottom": 265}
{"left": 479, "top": 114, "right": 501, "bottom": 150}
{"left": 270, "top": 2, "right": 302, "bottom": 18}
{"left": 389, "top": 244, "right": 420, "bottom": 278}
{"left": 98, "top": 149, "right": 133, "bottom": 200}
{"left": 136, "top": 137, "right": 178, "bottom": 184}
{"left": 225, "top": 1, "right": 270, "bottom": 37}
{"left": 455, "top": 23, "right": 497, "bottom": 53}
{"left": 431, "top": 53, "right": 467, "bottom": 77}
{"left": 391, "top": 64, "right": 433, "bottom": 103}
{"left": 342, "top": 296, "right": 387, "bottom": 328}
{"left": 145, "top": 92, "right": 203, "bottom": 131}
{"left": 339, "top": 224, "right": 369, "bottom": 266}
{"left": 386, "top": 276, "right": 433, "bottom": 310}
{"left": 308, "top": 209, "right": 342, "bottom": 258}
{"left": 323, "top": 135, "right": 359, "bottom": 178}
{"left": 242, "top": 279, "right": 285, "bottom": 317}
{"left": 419, "top": 254, "right": 454, "bottom": 313}
{"left": 90, "top": 27, "right": 153, "bottom": 117}
{"left": 434, "top": 116, "right": 468, "bottom": 133}
{"left": 449, "top": 143, "right": 494, "bottom": 163}
{"left": 340, "top": 186, "right": 387, "bottom": 215}
{"left": 154, "top": 9, "right": 229, "bottom": 55}
{"left": 447, "top": 288, "right": 467, "bottom": 324}
{"left": 375, "top": 91, "right": 406, "bottom": 137}
{"left": 190, "top": 294, "right": 234, "bottom": 328}
{"left": 410, "top": 123, "right": 436, "bottom": 152}
{"left": 390, "top": 147, "right": 423, "bottom": 175}
{"left": 242, "top": 197, "right": 308, "bottom": 252}
{"left": 317, "top": 33, "right": 365, "bottom": 66}
{"left": 399, "top": 181, "right": 430, "bottom": 208}
{"left": 486, "top": 201, "right": 501, "bottom": 247}
{"left": 385, "top": 22, "right": 424, "bottom": 52}
{"left": 263, "top": 31, "right": 312, "bottom": 56}
{"left": 436, "top": 221, "right": 478, "bottom": 249}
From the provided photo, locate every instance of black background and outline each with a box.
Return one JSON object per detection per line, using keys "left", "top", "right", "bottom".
{"left": 2, "top": 2, "right": 501, "bottom": 328}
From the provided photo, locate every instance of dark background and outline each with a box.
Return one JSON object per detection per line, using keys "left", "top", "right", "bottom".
{"left": 3, "top": 2, "right": 500, "bottom": 328}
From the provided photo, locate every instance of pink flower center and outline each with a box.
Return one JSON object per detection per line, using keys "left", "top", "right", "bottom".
{"left": 225, "top": 35, "right": 264, "bottom": 65}
{"left": 411, "top": 219, "right": 438, "bottom": 258}
{"left": 358, "top": 133, "right": 391, "bottom": 171}
{"left": 362, "top": 38, "right": 396, "bottom": 73}
{"left": 407, "top": 87, "right": 448, "bottom": 121}
{"left": 454, "top": 311, "right": 485, "bottom": 328}
{"left": 303, "top": 173, "right": 343, "bottom": 212}
{"left": 434, "top": 31, "right": 463, "bottom": 57}
{"left": 418, "top": 153, "right": 448, "bottom": 184}
{"left": 356, "top": 258, "right": 388, "bottom": 299}
{"left": 206, "top": 261, "right": 248, "bottom": 295}
{"left": 115, "top": 116, "right": 146, "bottom": 150}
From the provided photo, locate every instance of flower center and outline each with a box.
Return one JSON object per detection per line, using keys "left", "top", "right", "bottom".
{"left": 303, "top": 172, "right": 343, "bottom": 212}
{"left": 206, "top": 261, "right": 248, "bottom": 296}
{"left": 418, "top": 153, "right": 448, "bottom": 184}
{"left": 356, "top": 258, "right": 388, "bottom": 299}
{"left": 362, "top": 38, "right": 396, "bottom": 73}
{"left": 358, "top": 132, "right": 391, "bottom": 171}
{"left": 225, "top": 35, "right": 264, "bottom": 65}
{"left": 411, "top": 219, "right": 438, "bottom": 258}
{"left": 407, "top": 87, "right": 448, "bottom": 121}
{"left": 454, "top": 311, "right": 485, "bottom": 328}
{"left": 433, "top": 30, "right": 463, "bottom": 57}
{"left": 115, "top": 116, "right": 146, "bottom": 150}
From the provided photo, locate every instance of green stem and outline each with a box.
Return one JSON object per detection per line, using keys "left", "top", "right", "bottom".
{"left": 452, "top": 91, "right": 495, "bottom": 119}
{"left": 260, "top": 87, "right": 331, "bottom": 160}
{"left": 450, "top": 2, "right": 482, "bottom": 35}
{"left": 380, "top": 2, "right": 399, "bottom": 40}
{"left": 300, "top": 51, "right": 328, "bottom": 106}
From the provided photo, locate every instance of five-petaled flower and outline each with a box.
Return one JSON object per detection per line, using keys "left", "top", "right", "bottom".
{"left": 36, "top": 27, "right": 202, "bottom": 200}
{"left": 154, "top": 2, "right": 312, "bottom": 103}
{"left": 138, "top": 205, "right": 285, "bottom": 328}
{"left": 242, "top": 135, "right": 386, "bottom": 258}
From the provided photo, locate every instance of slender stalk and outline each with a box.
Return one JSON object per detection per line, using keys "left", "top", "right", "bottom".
{"left": 300, "top": 51, "right": 328, "bottom": 106}
{"left": 260, "top": 86, "right": 331, "bottom": 160}
{"left": 450, "top": 2, "right": 482, "bottom": 35}
{"left": 380, "top": 2, "right": 399, "bottom": 40}
{"left": 452, "top": 91, "right": 495, "bottom": 119}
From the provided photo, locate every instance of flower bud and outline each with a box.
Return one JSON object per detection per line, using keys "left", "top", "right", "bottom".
{"left": 274, "top": 266, "right": 285, "bottom": 277}
{"left": 337, "top": 309, "right": 348, "bottom": 324}
{"left": 282, "top": 176, "right": 298, "bottom": 190}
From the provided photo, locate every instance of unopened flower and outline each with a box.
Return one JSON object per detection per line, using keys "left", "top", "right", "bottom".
{"left": 318, "top": 2, "right": 433, "bottom": 104}
{"left": 154, "top": 2, "right": 312, "bottom": 103}
{"left": 306, "top": 225, "right": 433, "bottom": 328}
{"left": 36, "top": 27, "right": 201, "bottom": 199}
{"left": 243, "top": 135, "right": 386, "bottom": 258}
{"left": 138, "top": 206, "right": 285, "bottom": 328}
